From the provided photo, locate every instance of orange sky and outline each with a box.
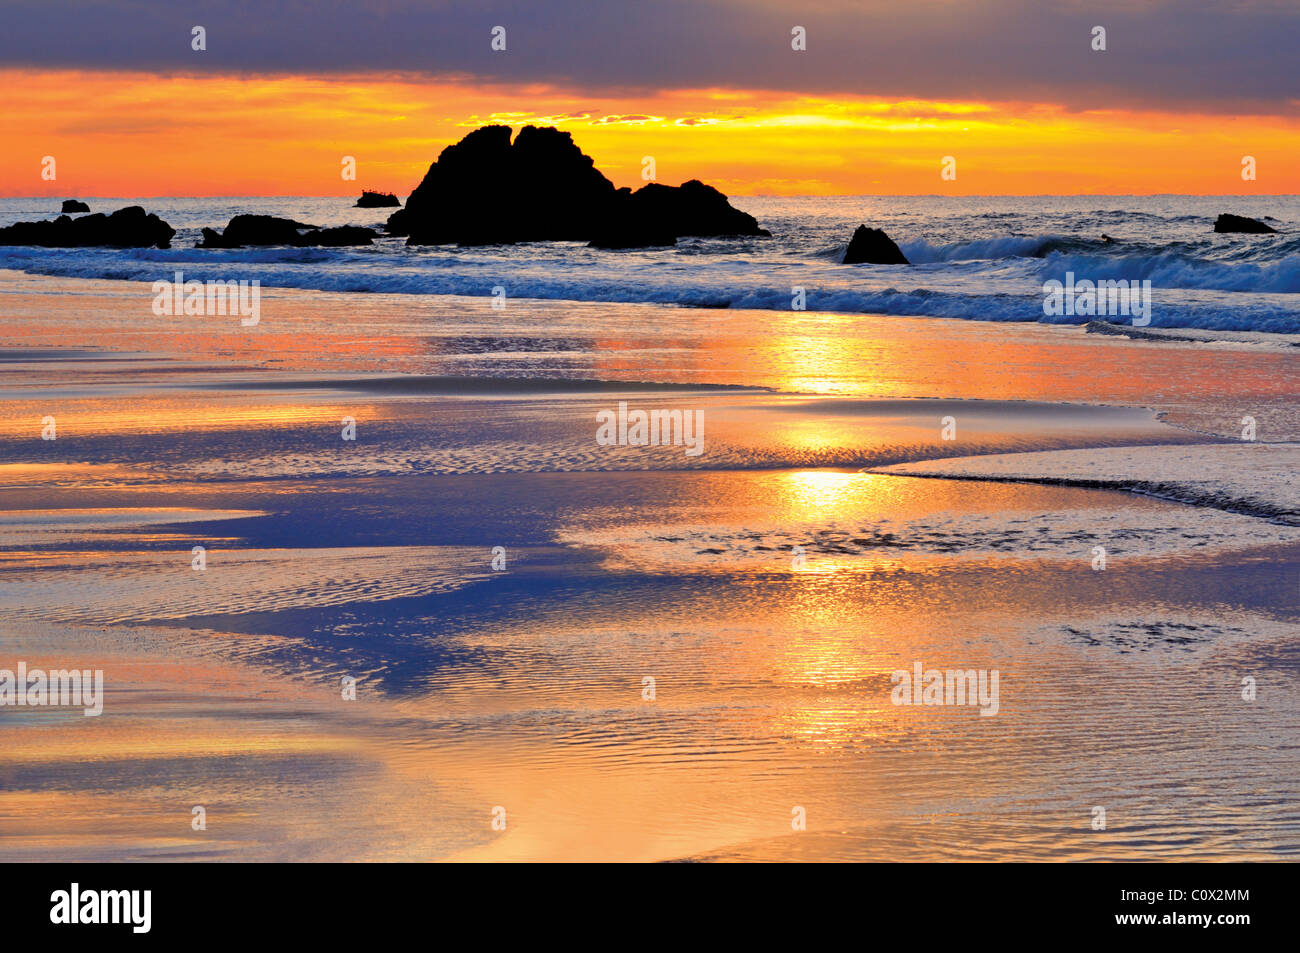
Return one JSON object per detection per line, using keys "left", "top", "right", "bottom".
{"left": 5, "top": 70, "right": 1298, "bottom": 196}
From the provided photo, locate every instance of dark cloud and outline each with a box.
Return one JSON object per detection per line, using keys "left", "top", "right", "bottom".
{"left": 4, "top": 0, "right": 1298, "bottom": 113}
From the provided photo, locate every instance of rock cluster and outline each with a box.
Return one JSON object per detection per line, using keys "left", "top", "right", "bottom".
{"left": 0, "top": 206, "right": 174, "bottom": 247}
{"left": 197, "top": 215, "right": 377, "bottom": 248}
{"left": 386, "top": 125, "right": 769, "bottom": 247}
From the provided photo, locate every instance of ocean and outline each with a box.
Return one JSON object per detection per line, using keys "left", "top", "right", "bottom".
{"left": 2, "top": 194, "right": 1298, "bottom": 333}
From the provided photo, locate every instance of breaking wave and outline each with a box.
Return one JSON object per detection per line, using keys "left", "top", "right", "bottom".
{"left": 1, "top": 195, "right": 1297, "bottom": 333}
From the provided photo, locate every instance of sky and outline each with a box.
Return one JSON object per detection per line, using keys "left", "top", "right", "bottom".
{"left": 3, "top": 0, "right": 1298, "bottom": 195}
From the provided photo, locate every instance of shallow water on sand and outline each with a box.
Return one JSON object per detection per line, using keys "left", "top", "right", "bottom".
{"left": 0, "top": 272, "right": 1296, "bottom": 861}
{"left": 2, "top": 467, "right": 1294, "bottom": 861}
{"left": 4, "top": 270, "right": 1298, "bottom": 439}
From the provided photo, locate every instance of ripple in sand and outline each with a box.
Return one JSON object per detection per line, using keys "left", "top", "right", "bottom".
{"left": 0, "top": 545, "right": 492, "bottom": 624}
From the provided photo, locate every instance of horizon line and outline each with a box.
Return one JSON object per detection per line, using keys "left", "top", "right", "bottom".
{"left": 6, "top": 193, "right": 1300, "bottom": 200}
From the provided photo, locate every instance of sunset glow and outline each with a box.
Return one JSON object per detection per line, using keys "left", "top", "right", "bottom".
{"left": 7, "top": 70, "right": 1298, "bottom": 196}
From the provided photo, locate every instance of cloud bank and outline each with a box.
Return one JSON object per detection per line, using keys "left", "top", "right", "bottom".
{"left": 4, "top": 0, "right": 1298, "bottom": 113}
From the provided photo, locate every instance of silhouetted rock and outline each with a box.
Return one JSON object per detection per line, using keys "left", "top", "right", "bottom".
{"left": 389, "top": 125, "right": 617, "bottom": 244}
{"left": 842, "top": 225, "right": 909, "bottom": 264}
{"left": 592, "top": 180, "right": 769, "bottom": 248}
{"left": 1214, "top": 213, "right": 1276, "bottom": 234}
{"left": 355, "top": 190, "right": 400, "bottom": 208}
{"left": 61, "top": 199, "right": 90, "bottom": 213}
{"left": 0, "top": 206, "right": 173, "bottom": 248}
{"left": 197, "top": 216, "right": 377, "bottom": 248}
{"left": 390, "top": 125, "right": 769, "bottom": 246}
{"left": 198, "top": 215, "right": 318, "bottom": 248}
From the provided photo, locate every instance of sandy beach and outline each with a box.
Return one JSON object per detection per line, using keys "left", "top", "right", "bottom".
{"left": 0, "top": 268, "right": 1295, "bottom": 861}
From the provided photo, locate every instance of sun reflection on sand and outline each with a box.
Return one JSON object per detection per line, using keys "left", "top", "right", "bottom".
{"left": 777, "top": 470, "right": 916, "bottom": 519}
{"left": 780, "top": 470, "right": 863, "bottom": 512}
{"left": 1, "top": 281, "right": 1297, "bottom": 860}
{"left": 768, "top": 315, "right": 886, "bottom": 396}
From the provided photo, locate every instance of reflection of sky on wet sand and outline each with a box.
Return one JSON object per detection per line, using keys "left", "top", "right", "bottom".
{"left": 3, "top": 460, "right": 1293, "bottom": 861}
{"left": 0, "top": 274, "right": 1296, "bottom": 861}
{"left": 4, "top": 273, "right": 1298, "bottom": 437}
{"left": 0, "top": 628, "right": 490, "bottom": 861}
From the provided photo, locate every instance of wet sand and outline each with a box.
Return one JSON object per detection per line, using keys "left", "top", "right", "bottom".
{"left": 1, "top": 272, "right": 1296, "bottom": 861}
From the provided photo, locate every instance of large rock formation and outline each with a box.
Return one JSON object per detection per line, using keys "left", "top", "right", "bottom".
{"left": 0, "top": 206, "right": 173, "bottom": 248}
{"left": 198, "top": 215, "right": 377, "bottom": 248}
{"left": 387, "top": 125, "right": 617, "bottom": 244}
{"left": 388, "top": 125, "right": 769, "bottom": 246}
{"left": 1214, "top": 213, "right": 1277, "bottom": 234}
{"left": 61, "top": 199, "right": 90, "bottom": 213}
{"left": 842, "top": 225, "right": 909, "bottom": 264}
{"left": 355, "top": 190, "right": 400, "bottom": 208}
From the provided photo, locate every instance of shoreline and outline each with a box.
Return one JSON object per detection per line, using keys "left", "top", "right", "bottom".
{"left": 2, "top": 266, "right": 1297, "bottom": 353}
{"left": 1, "top": 266, "right": 1296, "bottom": 863}
{"left": 2, "top": 264, "right": 1299, "bottom": 347}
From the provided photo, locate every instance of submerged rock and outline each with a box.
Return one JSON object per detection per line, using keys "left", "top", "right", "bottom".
{"left": 389, "top": 125, "right": 769, "bottom": 247}
{"left": 0, "top": 206, "right": 173, "bottom": 248}
{"left": 1214, "top": 213, "right": 1276, "bottom": 234}
{"left": 355, "top": 190, "right": 400, "bottom": 208}
{"left": 198, "top": 215, "right": 376, "bottom": 248}
{"left": 61, "top": 199, "right": 90, "bottom": 213}
{"left": 842, "top": 225, "right": 909, "bottom": 264}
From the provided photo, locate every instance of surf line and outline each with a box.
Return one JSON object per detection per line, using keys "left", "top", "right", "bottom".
{"left": 1042, "top": 271, "right": 1151, "bottom": 326}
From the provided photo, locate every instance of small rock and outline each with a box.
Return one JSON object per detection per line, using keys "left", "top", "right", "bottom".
{"left": 355, "top": 190, "right": 400, "bottom": 208}
{"left": 843, "top": 225, "right": 909, "bottom": 264}
{"left": 0, "top": 206, "right": 173, "bottom": 248}
{"left": 198, "top": 215, "right": 377, "bottom": 248}
{"left": 1213, "top": 213, "right": 1276, "bottom": 234}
